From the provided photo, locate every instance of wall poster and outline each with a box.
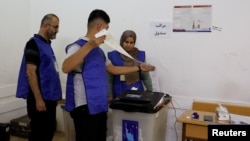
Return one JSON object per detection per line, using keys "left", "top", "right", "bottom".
{"left": 173, "top": 5, "right": 212, "bottom": 32}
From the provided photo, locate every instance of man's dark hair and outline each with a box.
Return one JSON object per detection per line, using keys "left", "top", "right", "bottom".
{"left": 40, "top": 13, "right": 59, "bottom": 27}
{"left": 87, "top": 9, "right": 110, "bottom": 27}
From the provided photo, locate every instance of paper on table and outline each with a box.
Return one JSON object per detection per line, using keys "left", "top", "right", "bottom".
{"left": 95, "top": 29, "right": 144, "bottom": 64}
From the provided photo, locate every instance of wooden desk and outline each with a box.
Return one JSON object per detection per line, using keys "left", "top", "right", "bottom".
{"left": 192, "top": 101, "right": 250, "bottom": 116}
{"left": 177, "top": 110, "right": 229, "bottom": 141}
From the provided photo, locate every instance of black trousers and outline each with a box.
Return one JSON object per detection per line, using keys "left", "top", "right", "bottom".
{"left": 27, "top": 95, "right": 57, "bottom": 141}
{"left": 70, "top": 105, "right": 107, "bottom": 141}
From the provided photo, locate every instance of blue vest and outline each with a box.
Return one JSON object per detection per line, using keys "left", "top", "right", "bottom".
{"left": 16, "top": 36, "right": 62, "bottom": 101}
{"left": 64, "top": 39, "right": 108, "bottom": 114}
{"left": 108, "top": 50, "right": 145, "bottom": 98}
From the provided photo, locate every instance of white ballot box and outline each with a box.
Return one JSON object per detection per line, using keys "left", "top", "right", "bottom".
{"left": 109, "top": 90, "right": 171, "bottom": 141}
{"left": 111, "top": 105, "right": 168, "bottom": 141}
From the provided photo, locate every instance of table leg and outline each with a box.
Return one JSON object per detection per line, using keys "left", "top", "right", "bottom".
{"left": 182, "top": 123, "right": 186, "bottom": 141}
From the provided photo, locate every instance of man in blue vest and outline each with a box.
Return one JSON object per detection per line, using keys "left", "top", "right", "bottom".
{"left": 62, "top": 9, "right": 155, "bottom": 141}
{"left": 16, "top": 14, "right": 62, "bottom": 141}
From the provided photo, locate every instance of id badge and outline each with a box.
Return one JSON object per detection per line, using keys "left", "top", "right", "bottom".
{"left": 120, "top": 75, "right": 125, "bottom": 81}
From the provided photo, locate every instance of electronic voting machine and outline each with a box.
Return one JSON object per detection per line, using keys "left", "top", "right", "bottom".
{"left": 109, "top": 90, "right": 171, "bottom": 113}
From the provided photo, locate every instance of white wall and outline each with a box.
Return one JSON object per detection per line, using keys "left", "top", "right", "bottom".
{"left": 29, "top": 0, "right": 250, "bottom": 105}
{"left": 0, "top": 0, "right": 30, "bottom": 122}
{"left": 1, "top": 0, "right": 250, "bottom": 141}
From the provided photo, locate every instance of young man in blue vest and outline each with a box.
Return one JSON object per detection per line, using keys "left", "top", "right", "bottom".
{"left": 16, "top": 14, "right": 62, "bottom": 141}
{"left": 62, "top": 9, "right": 155, "bottom": 141}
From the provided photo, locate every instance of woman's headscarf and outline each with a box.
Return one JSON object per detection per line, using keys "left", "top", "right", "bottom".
{"left": 119, "top": 30, "right": 140, "bottom": 85}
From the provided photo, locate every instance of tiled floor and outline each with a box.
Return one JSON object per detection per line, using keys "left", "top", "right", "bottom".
{"left": 10, "top": 131, "right": 65, "bottom": 141}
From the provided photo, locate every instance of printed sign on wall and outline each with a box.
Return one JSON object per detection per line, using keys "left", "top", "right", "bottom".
{"left": 173, "top": 5, "right": 212, "bottom": 32}
{"left": 149, "top": 21, "right": 172, "bottom": 38}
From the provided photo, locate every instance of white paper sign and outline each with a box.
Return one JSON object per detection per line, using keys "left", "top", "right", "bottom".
{"left": 149, "top": 21, "right": 172, "bottom": 38}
